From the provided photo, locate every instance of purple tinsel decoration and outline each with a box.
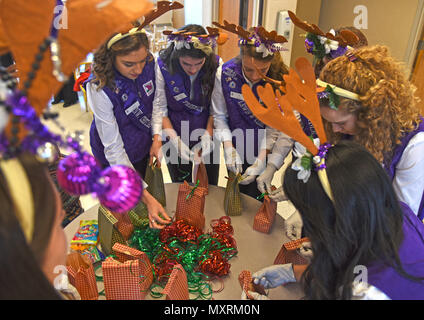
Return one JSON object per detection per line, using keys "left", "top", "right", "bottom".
{"left": 329, "top": 46, "right": 348, "bottom": 59}
{"left": 304, "top": 39, "right": 315, "bottom": 54}
{"left": 314, "top": 143, "right": 333, "bottom": 171}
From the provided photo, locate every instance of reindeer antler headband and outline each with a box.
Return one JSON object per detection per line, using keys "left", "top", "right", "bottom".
{"left": 212, "top": 21, "right": 288, "bottom": 58}
{"left": 288, "top": 10, "right": 359, "bottom": 61}
{"left": 107, "top": 1, "right": 184, "bottom": 50}
{"left": 163, "top": 26, "right": 228, "bottom": 56}
{"left": 242, "top": 57, "right": 335, "bottom": 201}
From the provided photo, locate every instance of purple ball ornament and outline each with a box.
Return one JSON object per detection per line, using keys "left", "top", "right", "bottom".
{"left": 56, "top": 151, "right": 101, "bottom": 195}
{"left": 94, "top": 165, "right": 143, "bottom": 213}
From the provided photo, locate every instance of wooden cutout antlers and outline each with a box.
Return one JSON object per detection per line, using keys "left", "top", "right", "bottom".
{"left": 139, "top": 1, "right": 183, "bottom": 29}
{"left": 242, "top": 57, "right": 328, "bottom": 155}
{"left": 256, "top": 26, "right": 288, "bottom": 44}
{"left": 212, "top": 20, "right": 251, "bottom": 40}
{"left": 288, "top": 10, "right": 359, "bottom": 48}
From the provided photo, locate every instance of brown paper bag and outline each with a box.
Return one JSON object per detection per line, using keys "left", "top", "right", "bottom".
{"left": 98, "top": 206, "right": 128, "bottom": 256}
{"left": 66, "top": 251, "right": 98, "bottom": 300}
{"left": 145, "top": 160, "right": 166, "bottom": 207}
{"left": 224, "top": 172, "right": 242, "bottom": 216}
{"left": 175, "top": 181, "right": 207, "bottom": 230}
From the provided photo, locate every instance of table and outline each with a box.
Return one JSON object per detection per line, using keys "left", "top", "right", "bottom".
{"left": 65, "top": 183, "right": 304, "bottom": 300}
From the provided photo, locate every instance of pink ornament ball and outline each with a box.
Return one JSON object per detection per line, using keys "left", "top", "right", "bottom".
{"left": 96, "top": 165, "right": 143, "bottom": 213}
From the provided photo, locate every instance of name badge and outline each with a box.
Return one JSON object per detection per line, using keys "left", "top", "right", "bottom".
{"left": 125, "top": 101, "right": 140, "bottom": 115}
{"left": 230, "top": 91, "right": 244, "bottom": 101}
{"left": 174, "top": 92, "right": 187, "bottom": 101}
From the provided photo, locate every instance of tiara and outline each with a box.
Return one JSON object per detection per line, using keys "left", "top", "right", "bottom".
{"left": 107, "top": 1, "right": 183, "bottom": 50}
{"left": 213, "top": 21, "right": 288, "bottom": 58}
{"left": 242, "top": 57, "right": 335, "bottom": 201}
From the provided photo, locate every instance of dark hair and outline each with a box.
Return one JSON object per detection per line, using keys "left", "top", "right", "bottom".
{"left": 283, "top": 140, "right": 421, "bottom": 299}
{"left": 159, "top": 24, "right": 219, "bottom": 104}
{"left": 92, "top": 32, "right": 152, "bottom": 90}
{"left": 237, "top": 42, "right": 289, "bottom": 90}
{"left": 0, "top": 153, "right": 61, "bottom": 299}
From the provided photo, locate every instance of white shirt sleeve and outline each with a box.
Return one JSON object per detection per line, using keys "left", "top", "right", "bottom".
{"left": 211, "top": 64, "right": 233, "bottom": 143}
{"left": 392, "top": 131, "right": 424, "bottom": 216}
{"left": 268, "top": 131, "right": 294, "bottom": 169}
{"left": 152, "top": 58, "right": 168, "bottom": 136}
{"left": 351, "top": 282, "right": 391, "bottom": 300}
{"left": 86, "top": 82, "right": 134, "bottom": 169}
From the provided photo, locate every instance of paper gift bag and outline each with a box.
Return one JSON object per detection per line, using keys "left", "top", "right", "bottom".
{"left": 66, "top": 251, "right": 98, "bottom": 300}
{"left": 174, "top": 181, "right": 207, "bottom": 230}
{"left": 194, "top": 161, "right": 209, "bottom": 194}
{"left": 253, "top": 195, "right": 277, "bottom": 233}
{"left": 127, "top": 201, "right": 149, "bottom": 229}
{"left": 102, "top": 245, "right": 153, "bottom": 300}
{"left": 238, "top": 270, "right": 266, "bottom": 300}
{"left": 224, "top": 172, "right": 242, "bottom": 216}
{"left": 98, "top": 206, "right": 128, "bottom": 256}
{"left": 145, "top": 160, "right": 166, "bottom": 207}
{"left": 273, "top": 237, "right": 310, "bottom": 265}
{"left": 162, "top": 264, "right": 189, "bottom": 300}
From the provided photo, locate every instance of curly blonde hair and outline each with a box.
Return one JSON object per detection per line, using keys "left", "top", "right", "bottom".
{"left": 91, "top": 32, "right": 152, "bottom": 90}
{"left": 319, "top": 45, "right": 422, "bottom": 163}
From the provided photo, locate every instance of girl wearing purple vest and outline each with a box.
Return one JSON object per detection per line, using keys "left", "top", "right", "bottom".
{"left": 150, "top": 24, "right": 221, "bottom": 184}
{"left": 211, "top": 26, "right": 289, "bottom": 199}
{"left": 317, "top": 45, "right": 424, "bottom": 220}
{"left": 87, "top": 28, "right": 171, "bottom": 229}
{"left": 249, "top": 141, "right": 424, "bottom": 300}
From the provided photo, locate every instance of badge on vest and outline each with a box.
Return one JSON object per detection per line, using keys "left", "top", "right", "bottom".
{"left": 230, "top": 91, "right": 244, "bottom": 101}
{"left": 174, "top": 92, "right": 187, "bottom": 101}
{"left": 143, "top": 80, "right": 154, "bottom": 97}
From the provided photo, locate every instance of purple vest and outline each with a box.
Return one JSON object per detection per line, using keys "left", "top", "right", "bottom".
{"left": 158, "top": 57, "right": 211, "bottom": 148}
{"left": 89, "top": 60, "right": 155, "bottom": 166}
{"left": 366, "top": 202, "right": 424, "bottom": 300}
{"left": 385, "top": 117, "right": 424, "bottom": 220}
{"left": 221, "top": 59, "right": 266, "bottom": 161}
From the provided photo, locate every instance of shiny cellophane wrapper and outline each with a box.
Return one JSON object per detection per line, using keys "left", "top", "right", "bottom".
{"left": 195, "top": 161, "right": 209, "bottom": 194}
{"left": 98, "top": 205, "right": 130, "bottom": 256}
{"left": 224, "top": 172, "right": 242, "bottom": 216}
{"left": 66, "top": 251, "right": 98, "bottom": 300}
{"left": 174, "top": 181, "right": 207, "bottom": 230}
{"left": 162, "top": 264, "right": 189, "bottom": 300}
{"left": 273, "top": 237, "right": 310, "bottom": 265}
{"left": 102, "top": 244, "right": 153, "bottom": 300}
{"left": 253, "top": 195, "right": 277, "bottom": 233}
{"left": 145, "top": 160, "right": 166, "bottom": 207}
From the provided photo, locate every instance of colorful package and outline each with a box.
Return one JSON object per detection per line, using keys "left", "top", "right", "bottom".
{"left": 70, "top": 220, "right": 99, "bottom": 249}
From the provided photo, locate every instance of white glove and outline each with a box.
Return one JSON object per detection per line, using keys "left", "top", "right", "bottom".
{"left": 240, "top": 158, "right": 266, "bottom": 185}
{"left": 256, "top": 163, "right": 278, "bottom": 194}
{"left": 192, "top": 133, "right": 214, "bottom": 164}
{"left": 170, "top": 136, "right": 194, "bottom": 164}
{"left": 252, "top": 264, "right": 296, "bottom": 289}
{"left": 223, "top": 145, "right": 243, "bottom": 175}
{"left": 285, "top": 210, "right": 303, "bottom": 240}
{"left": 268, "top": 186, "right": 288, "bottom": 202}
{"left": 241, "top": 291, "right": 270, "bottom": 300}
{"left": 298, "top": 241, "right": 313, "bottom": 260}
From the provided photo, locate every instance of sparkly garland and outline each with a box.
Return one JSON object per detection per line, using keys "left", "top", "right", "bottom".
{"left": 130, "top": 216, "right": 237, "bottom": 300}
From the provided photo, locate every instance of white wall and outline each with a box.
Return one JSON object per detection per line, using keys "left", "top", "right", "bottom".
{"left": 184, "top": 0, "right": 212, "bottom": 27}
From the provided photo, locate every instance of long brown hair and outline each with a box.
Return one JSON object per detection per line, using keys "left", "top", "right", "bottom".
{"left": 237, "top": 43, "right": 289, "bottom": 90}
{"left": 319, "top": 45, "right": 422, "bottom": 163}
{"left": 91, "top": 32, "right": 152, "bottom": 90}
{"left": 0, "top": 153, "right": 61, "bottom": 299}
